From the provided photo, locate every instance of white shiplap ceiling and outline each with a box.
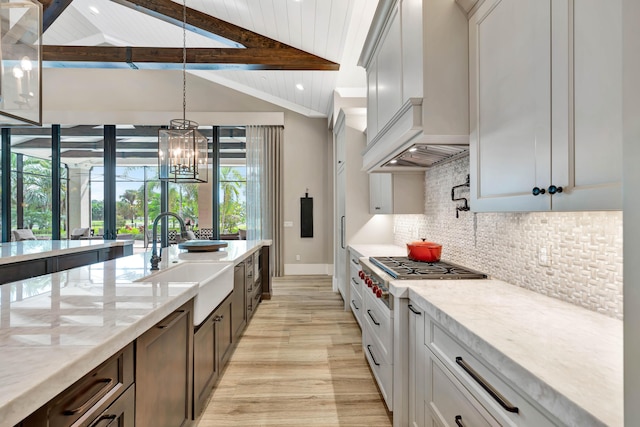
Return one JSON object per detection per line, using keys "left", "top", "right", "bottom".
{"left": 43, "top": 0, "right": 379, "bottom": 118}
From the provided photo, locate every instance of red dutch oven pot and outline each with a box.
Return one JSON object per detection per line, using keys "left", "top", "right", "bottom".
{"left": 406, "top": 239, "right": 442, "bottom": 262}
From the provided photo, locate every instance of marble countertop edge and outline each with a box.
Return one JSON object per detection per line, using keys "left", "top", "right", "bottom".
{"left": 0, "top": 284, "right": 199, "bottom": 426}
{"left": 406, "top": 286, "right": 613, "bottom": 427}
{"left": 0, "top": 240, "right": 134, "bottom": 265}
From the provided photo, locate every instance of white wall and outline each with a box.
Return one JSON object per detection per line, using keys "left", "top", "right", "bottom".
{"left": 42, "top": 68, "right": 333, "bottom": 270}
{"left": 282, "top": 111, "right": 332, "bottom": 274}
{"left": 623, "top": 0, "right": 639, "bottom": 422}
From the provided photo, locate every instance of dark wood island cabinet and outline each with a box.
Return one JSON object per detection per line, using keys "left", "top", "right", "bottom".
{"left": 136, "top": 300, "right": 194, "bottom": 427}
{"left": 19, "top": 344, "right": 135, "bottom": 427}
{"left": 0, "top": 241, "right": 133, "bottom": 285}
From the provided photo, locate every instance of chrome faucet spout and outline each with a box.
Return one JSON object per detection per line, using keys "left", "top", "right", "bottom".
{"left": 150, "top": 212, "right": 187, "bottom": 270}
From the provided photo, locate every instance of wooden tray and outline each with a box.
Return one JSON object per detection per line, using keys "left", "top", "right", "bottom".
{"left": 178, "top": 240, "right": 229, "bottom": 252}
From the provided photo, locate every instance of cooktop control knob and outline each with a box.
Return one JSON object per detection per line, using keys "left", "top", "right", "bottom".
{"left": 358, "top": 270, "right": 365, "bottom": 279}
{"left": 365, "top": 278, "right": 373, "bottom": 287}
{"left": 376, "top": 288, "right": 383, "bottom": 298}
{"left": 372, "top": 285, "right": 379, "bottom": 294}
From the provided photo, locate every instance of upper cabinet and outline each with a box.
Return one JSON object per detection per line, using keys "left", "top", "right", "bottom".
{"left": 359, "top": 0, "right": 470, "bottom": 172}
{"left": 469, "top": 0, "right": 622, "bottom": 212}
{"left": 370, "top": 173, "right": 425, "bottom": 215}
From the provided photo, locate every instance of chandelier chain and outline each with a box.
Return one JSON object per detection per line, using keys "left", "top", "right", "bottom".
{"left": 182, "top": 0, "right": 187, "bottom": 122}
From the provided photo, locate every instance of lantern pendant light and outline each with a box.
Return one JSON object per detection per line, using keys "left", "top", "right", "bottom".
{"left": 158, "top": 0, "right": 208, "bottom": 183}
{"left": 0, "top": 0, "right": 42, "bottom": 126}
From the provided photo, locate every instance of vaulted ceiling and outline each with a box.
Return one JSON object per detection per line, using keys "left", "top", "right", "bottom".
{"left": 40, "top": 0, "right": 378, "bottom": 118}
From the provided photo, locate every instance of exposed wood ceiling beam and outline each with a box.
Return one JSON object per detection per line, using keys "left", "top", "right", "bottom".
{"left": 40, "top": 0, "right": 339, "bottom": 71}
{"left": 42, "top": 46, "right": 339, "bottom": 70}
{"left": 109, "top": 0, "right": 279, "bottom": 49}
{"left": 41, "top": 0, "right": 75, "bottom": 32}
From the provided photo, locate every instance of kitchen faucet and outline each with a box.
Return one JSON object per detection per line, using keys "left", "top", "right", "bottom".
{"left": 150, "top": 212, "right": 188, "bottom": 270}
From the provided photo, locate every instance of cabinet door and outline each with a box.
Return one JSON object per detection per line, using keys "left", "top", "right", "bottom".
{"left": 193, "top": 311, "right": 217, "bottom": 418}
{"left": 551, "top": 0, "right": 622, "bottom": 210}
{"left": 335, "top": 167, "right": 347, "bottom": 300}
{"left": 470, "top": 0, "right": 552, "bottom": 212}
{"left": 369, "top": 173, "right": 393, "bottom": 214}
{"left": 367, "top": 63, "right": 378, "bottom": 144}
{"left": 217, "top": 298, "right": 233, "bottom": 367}
{"left": 408, "top": 302, "right": 424, "bottom": 427}
{"left": 232, "top": 262, "right": 246, "bottom": 339}
{"left": 136, "top": 301, "right": 193, "bottom": 427}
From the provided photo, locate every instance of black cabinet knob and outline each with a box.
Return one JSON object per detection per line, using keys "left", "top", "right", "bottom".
{"left": 548, "top": 185, "right": 563, "bottom": 195}
{"left": 532, "top": 187, "right": 546, "bottom": 196}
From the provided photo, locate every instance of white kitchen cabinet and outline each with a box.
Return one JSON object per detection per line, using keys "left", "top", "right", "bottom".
{"left": 469, "top": 0, "right": 622, "bottom": 212}
{"left": 349, "top": 249, "right": 364, "bottom": 329}
{"left": 359, "top": 0, "right": 469, "bottom": 171}
{"left": 376, "top": 5, "right": 403, "bottom": 130}
{"left": 333, "top": 108, "right": 369, "bottom": 308}
{"left": 367, "top": 61, "right": 378, "bottom": 140}
{"left": 407, "top": 303, "right": 424, "bottom": 427}
{"left": 363, "top": 286, "right": 394, "bottom": 410}
{"left": 420, "top": 307, "right": 558, "bottom": 427}
{"left": 369, "top": 172, "right": 425, "bottom": 214}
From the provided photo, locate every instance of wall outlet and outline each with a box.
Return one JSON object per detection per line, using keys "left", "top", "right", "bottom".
{"left": 295, "top": 254, "right": 301, "bottom": 261}
{"left": 538, "top": 245, "right": 551, "bottom": 267}
{"left": 284, "top": 221, "right": 293, "bottom": 228}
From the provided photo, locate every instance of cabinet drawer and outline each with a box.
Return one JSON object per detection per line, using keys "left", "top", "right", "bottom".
{"left": 87, "top": 383, "right": 135, "bottom": 427}
{"left": 349, "top": 284, "right": 363, "bottom": 329}
{"left": 363, "top": 290, "right": 393, "bottom": 363}
{"left": 363, "top": 329, "right": 393, "bottom": 411}
{"left": 23, "top": 344, "right": 134, "bottom": 427}
{"left": 349, "top": 265, "right": 363, "bottom": 299}
{"left": 426, "top": 353, "right": 500, "bottom": 427}
{"left": 426, "top": 318, "right": 556, "bottom": 427}
{"left": 349, "top": 251, "right": 362, "bottom": 268}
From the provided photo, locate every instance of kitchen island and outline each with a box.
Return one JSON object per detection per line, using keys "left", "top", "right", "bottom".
{"left": 0, "top": 239, "right": 135, "bottom": 284}
{"left": 349, "top": 244, "right": 622, "bottom": 427}
{"left": 0, "top": 240, "right": 270, "bottom": 426}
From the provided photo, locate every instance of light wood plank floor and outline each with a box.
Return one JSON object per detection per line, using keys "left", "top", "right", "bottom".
{"left": 196, "top": 276, "right": 392, "bottom": 427}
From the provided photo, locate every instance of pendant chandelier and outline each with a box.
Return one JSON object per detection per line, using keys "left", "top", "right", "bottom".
{"left": 158, "top": 0, "right": 208, "bottom": 183}
{"left": 0, "top": 0, "right": 42, "bottom": 126}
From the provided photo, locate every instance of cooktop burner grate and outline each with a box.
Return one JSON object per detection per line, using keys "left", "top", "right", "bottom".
{"left": 369, "top": 256, "right": 487, "bottom": 280}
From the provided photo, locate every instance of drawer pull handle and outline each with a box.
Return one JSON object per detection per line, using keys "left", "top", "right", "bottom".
{"left": 63, "top": 378, "right": 115, "bottom": 415}
{"left": 157, "top": 310, "right": 185, "bottom": 329}
{"left": 456, "top": 356, "right": 519, "bottom": 413}
{"left": 90, "top": 414, "right": 117, "bottom": 427}
{"left": 408, "top": 304, "right": 421, "bottom": 315}
{"left": 367, "top": 309, "right": 380, "bottom": 326}
{"left": 455, "top": 415, "right": 465, "bottom": 427}
{"left": 255, "top": 293, "right": 261, "bottom": 302}
{"left": 351, "top": 299, "right": 360, "bottom": 310}
{"left": 366, "top": 345, "right": 380, "bottom": 366}
{"left": 353, "top": 258, "right": 360, "bottom": 265}
{"left": 352, "top": 277, "right": 358, "bottom": 285}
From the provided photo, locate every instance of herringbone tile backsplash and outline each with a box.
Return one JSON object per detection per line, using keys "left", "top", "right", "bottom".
{"left": 393, "top": 155, "right": 623, "bottom": 319}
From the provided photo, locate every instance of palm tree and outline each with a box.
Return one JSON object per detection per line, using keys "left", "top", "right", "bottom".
{"left": 119, "top": 189, "right": 138, "bottom": 225}
{"left": 219, "top": 167, "right": 244, "bottom": 233}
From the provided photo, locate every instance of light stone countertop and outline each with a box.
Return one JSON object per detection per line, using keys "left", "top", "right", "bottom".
{"left": 392, "top": 279, "right": 623, "bottom": 427}
{"left": 350, "top": 244, "right": 622, "bottom": 426}
{"left": 348, "top": 243, "right": 406, "bottom": 258}
{"left": 0, "top": 239, "right": 269, "bottom": 426}
{"left": 0, "top": 239, "right": 134, "bottom": 265}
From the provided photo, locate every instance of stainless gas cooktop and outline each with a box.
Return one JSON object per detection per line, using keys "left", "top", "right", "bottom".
{"left": 369, "top": 256, "right": 487, "bottom": 280}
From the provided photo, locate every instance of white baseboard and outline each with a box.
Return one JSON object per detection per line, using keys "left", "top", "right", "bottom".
{"left": 284, "top": 263, "right": 332, "bottom": 276}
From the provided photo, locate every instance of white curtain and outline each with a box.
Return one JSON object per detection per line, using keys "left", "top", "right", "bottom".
{"left": 246, "top": 125, "right": 283, "bottom": 276}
